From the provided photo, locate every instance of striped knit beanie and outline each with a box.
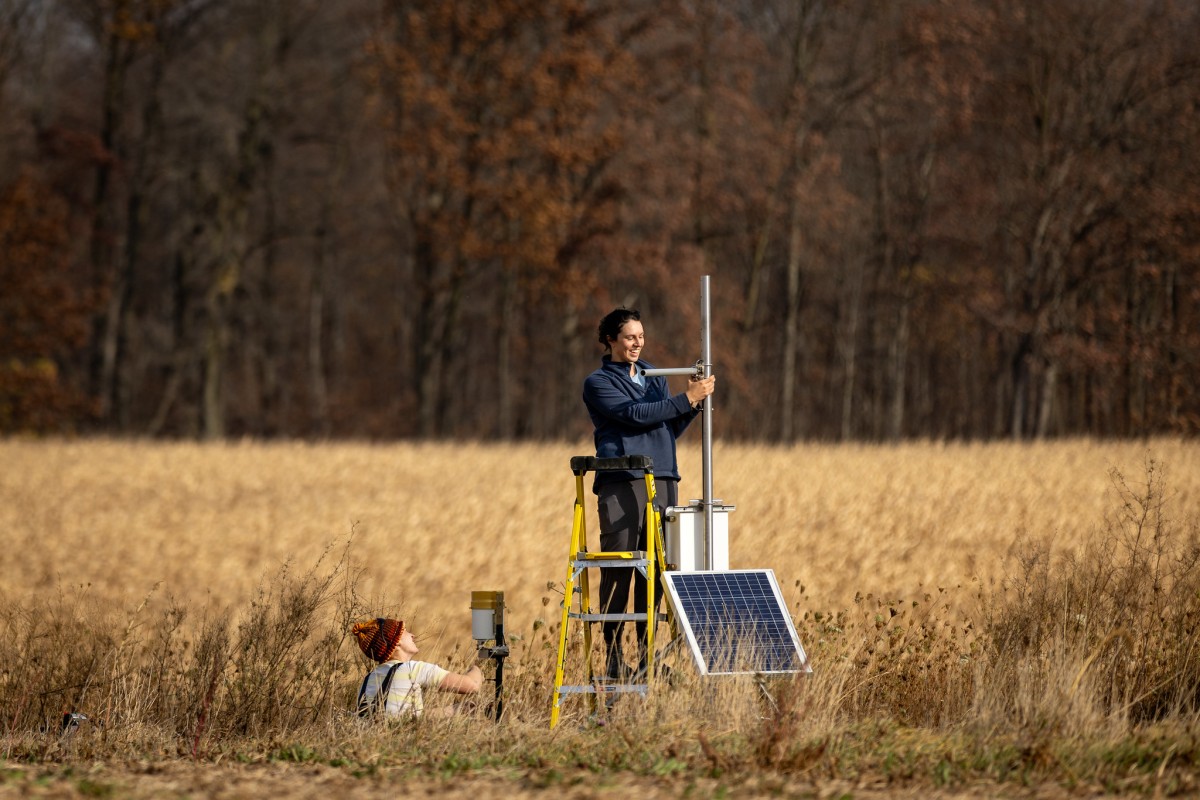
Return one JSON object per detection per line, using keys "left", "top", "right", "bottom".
{"left": 351, "top": 617, "right": 405, "bottom": 662}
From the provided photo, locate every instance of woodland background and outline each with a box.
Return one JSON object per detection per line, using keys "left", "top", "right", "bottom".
{"left": 1, "top": 0, "right": 1197, "bottom": 442}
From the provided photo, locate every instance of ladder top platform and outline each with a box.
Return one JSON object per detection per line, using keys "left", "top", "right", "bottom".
{"left": 570, "top": 455, "right": 653, "bottom": 475}
{"left": 577, "top": 550, "right": 646, "bottom": 561}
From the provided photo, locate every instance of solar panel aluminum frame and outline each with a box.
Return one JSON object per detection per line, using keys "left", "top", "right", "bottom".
{"left": 662, "top": 569, "right": 811, "bottom": 677}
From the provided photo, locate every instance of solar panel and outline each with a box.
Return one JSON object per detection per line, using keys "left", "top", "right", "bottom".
{"left": 662, "top": 570, "right": 811, "bottom": 676}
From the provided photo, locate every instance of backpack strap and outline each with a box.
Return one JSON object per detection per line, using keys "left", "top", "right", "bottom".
{"left": 357, "top": 662, "right": 403, "bottom": 718}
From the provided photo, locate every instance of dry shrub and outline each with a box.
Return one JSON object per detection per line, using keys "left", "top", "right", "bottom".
{"left": 0, "top": 584, "right": 135, "bottom": 738}
{"left": 977, "top": 458, "right": 1200, "bottom": 734}
{"left": 0, "top": 539, "right": 364, "bottom": 760}
{"left": 793, "top": 584, "right": 977, "bottom": 729}
{"left": 221, "top": 545, "right": 360, "bottom": 739}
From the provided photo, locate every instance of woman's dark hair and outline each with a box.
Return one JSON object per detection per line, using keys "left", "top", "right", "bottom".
{"left": 598, "top": 307, "right": 641, "bottom": 350}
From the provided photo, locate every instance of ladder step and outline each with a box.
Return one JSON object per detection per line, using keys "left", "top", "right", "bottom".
{"left": 557, "top": 684, "right": 649, "bottom": 696}
{"left": 572, "top": 558, "right": 649, "bottom": 569}
{"left": 568, "top": 611, "right": 648, "bottom": 622}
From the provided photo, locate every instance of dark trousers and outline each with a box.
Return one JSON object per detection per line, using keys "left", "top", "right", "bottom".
{"left": 597, "top": 477, "right": 678, "bottom": 666}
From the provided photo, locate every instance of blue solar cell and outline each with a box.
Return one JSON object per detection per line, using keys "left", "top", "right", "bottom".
{"left": 663, "top": 570, "right": 810, "bottom": 676}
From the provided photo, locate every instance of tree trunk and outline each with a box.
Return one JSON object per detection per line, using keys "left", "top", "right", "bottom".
{"left": 1009, "top": 334, "right": 1031, "bottom": 439}
{"left": 1035, "top": 360, "right": 1057, "bottom": 438}
{"left": 308, "top": 262, "right": 329, "bottom": 437}
{"left": 780, "top": 187, "right": 804, "bottom": 442}
{"left": 497, "top": 267, "right": 518, "bottom": 439}
{"left": 838, "top": 257, "right": 864, "bottom": 441}
{"left": 94, "top": 24, "right": 133, "bottom": 423}
{"left": 202, "top": 272, "right": 232, "bottom": 440}
{"left": 889, "top": 296, "right": 910, "bottom": 439}
{"left": 307, "top": 143, "right": 344, "bottom": 438}
{"left": 413, "top": 234, "right": 446, "bottom": 438}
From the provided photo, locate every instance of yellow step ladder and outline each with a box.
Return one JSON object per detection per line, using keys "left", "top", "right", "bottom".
{"left": 550, "top": 455, "right": 672, "bottom": 728}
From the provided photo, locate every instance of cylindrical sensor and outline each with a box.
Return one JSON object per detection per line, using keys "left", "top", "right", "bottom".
{"left": 471, "top": 590, "right": 504, "bottom": 641}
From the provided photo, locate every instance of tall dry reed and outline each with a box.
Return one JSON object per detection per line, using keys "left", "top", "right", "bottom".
{"left": 975, "top": 458, "right": 1200, "bottom": 734}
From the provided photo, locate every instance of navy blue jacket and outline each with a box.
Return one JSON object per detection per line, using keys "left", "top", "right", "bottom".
{"left": 582, "top": 355, "right": 700, "bottom": 489}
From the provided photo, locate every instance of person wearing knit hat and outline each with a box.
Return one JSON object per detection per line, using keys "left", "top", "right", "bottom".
{"left": 352, "top": 618, "right": 407, "bottom": 663}
{"left": 351, "top": 617, "right": 483, "bottom": 717}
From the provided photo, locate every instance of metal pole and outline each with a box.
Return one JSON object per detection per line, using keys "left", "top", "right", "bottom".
{"left": 700, "top": 275, "right": 714, "bottom": 569}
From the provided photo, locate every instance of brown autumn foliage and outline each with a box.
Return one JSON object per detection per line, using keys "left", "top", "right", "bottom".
{"left": 0, "top": 0, "right": 1196, "bottom": 440}
{"left": 367, "top": 0, "right": 641, "bottom": 437}
{"left": 0, "top": 172, "right": 98, "bottom": 432}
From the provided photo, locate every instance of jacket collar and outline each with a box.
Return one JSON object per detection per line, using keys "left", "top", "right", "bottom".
{"left": 601, "top": 354, "right": 652, "bottom": 376}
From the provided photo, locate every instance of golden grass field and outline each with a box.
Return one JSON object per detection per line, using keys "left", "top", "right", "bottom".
{"left": 2, "top": 436, "right": 1199, "bottom": 798}
{"left": 2, "top": 437, "right": 1196, "bottom": 644}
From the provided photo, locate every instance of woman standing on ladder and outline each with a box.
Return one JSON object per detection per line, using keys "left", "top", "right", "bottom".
{"left": 582, "top": 307, "right": 716, "bottom": 679}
